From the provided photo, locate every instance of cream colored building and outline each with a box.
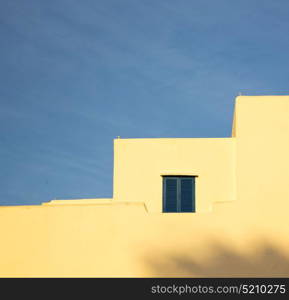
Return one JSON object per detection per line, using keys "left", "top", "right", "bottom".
{"left": 0, "top": 95, "right": 289, "bottom": 277}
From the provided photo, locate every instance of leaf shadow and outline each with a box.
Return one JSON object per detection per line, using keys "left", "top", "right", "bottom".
{"left": 147, "top": 241, "right": 289, "bottom": 277}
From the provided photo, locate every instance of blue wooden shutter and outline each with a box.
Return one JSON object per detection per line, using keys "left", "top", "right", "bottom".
{"left": 180, "top": 177, "right": 195, "bottom": 212}
{"left": 163, "top": 176, "right": 196, "bottom": 213}
{"left": 163, "top": 178, "right": 178, "bottom": 212}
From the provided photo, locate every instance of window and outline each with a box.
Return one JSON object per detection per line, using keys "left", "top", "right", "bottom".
{"left": 163, "top": 176, "right": 196, "bottom": 213}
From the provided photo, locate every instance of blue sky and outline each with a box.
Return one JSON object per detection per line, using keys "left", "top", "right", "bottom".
{"left": 1, "top": 0, "right": 289, "bottom": 205}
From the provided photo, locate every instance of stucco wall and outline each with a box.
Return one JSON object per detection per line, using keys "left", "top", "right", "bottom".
{"left": 0, "top": 199, "right": 288, "bottom": 277}
{"left": 235, "top": 96, "right": 289, "bottom": 223}
{"left": 113, "top": 138, "right": 236, "bottom": 213}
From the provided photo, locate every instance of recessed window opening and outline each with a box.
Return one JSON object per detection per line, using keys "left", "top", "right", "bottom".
{"left": 163, "top": 176, "right": 196, "bottom": 213}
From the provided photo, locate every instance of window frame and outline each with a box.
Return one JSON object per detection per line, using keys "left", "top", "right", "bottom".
{"left": 162, "top": 175, "right": 196, "bottom": 213}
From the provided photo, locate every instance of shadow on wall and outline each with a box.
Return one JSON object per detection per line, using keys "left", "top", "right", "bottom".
{"left": 147, "top": 241, "right": 289, "bottom": 277}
